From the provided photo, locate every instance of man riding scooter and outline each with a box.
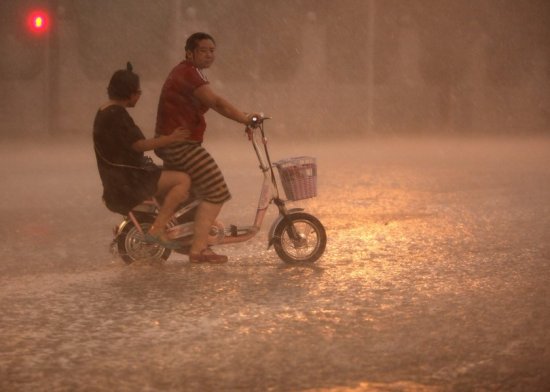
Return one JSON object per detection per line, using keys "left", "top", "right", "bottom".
{"left": 155, "top": 32, "right": 262, "bottom": 264}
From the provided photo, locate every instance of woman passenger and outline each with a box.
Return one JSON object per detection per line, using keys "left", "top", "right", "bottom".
{"left": 93, "top": 62, "right": 190, "bottom": 248}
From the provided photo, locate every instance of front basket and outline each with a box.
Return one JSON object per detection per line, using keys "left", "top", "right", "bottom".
{"left": 274, "top": 156, "right": 317, "bottom": 201}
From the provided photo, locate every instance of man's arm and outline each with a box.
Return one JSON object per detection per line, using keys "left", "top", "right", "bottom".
{"left": 193, "top": 84, "right": 250, "bottom": 124}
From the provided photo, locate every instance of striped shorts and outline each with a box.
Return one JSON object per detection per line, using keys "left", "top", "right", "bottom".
{"left": 155, "top": 142, "right": 231, "bottom": 204}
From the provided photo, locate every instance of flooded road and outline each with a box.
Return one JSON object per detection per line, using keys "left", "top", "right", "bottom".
{"left": 1, "top": 136, "right": 550, "bottom": 391}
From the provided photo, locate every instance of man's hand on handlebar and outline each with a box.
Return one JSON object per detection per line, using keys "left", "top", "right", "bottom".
{"left": 245, "top": 113, "right": 268, "bottom": 128}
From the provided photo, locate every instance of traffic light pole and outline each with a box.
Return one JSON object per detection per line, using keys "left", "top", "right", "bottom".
{"left": 366, "top": 0, "right": 376, "bottom": 134}
{"left": 46, "top": 3, "right": 59, "bottom": 135}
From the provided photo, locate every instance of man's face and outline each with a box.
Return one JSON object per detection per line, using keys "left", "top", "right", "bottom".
{"left": 187, "top": 39, "right": 215, "bottom": 69}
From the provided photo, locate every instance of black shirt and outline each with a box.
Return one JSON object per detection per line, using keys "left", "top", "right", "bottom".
{"left": 93, "top": 105, "right": 160, "bottom": 214}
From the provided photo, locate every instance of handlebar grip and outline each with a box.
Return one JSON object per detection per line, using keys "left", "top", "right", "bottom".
{"left": 249, "top": 115, "right": 270, "bottom": 126}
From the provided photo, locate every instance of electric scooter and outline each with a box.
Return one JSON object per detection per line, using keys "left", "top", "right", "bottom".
{"left": 110, "top": 117, "right": 327, "bottom": 264}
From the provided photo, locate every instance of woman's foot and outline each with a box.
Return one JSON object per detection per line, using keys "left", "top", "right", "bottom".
{"left": 189, "top": 248, "right": 228, "bottom": 264}
{"left": 143, "top": 233, "right": 181, "bottom": 250}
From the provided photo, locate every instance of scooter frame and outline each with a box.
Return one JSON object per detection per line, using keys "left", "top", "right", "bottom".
{"left": 113, "top": 119, "right": 319, "bottom": 260}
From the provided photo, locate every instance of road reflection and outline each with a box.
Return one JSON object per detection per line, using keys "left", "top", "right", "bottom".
{"left": 1, "top": 138, "right": 550, "bottom": 390}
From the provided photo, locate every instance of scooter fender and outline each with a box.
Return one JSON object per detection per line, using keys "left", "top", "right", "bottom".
{"left": 113, "top": 211, "right": 152, "bottom": 238}
{"left": 267, "top": 208, "right": 304, "bottom": 249}
{"left": 114, "top": 217, "right": 133, "bottom": 238}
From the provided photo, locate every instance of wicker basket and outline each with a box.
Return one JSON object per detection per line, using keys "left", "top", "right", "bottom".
{"left": 275, "top": 156, "right": 317, "bottom": 201}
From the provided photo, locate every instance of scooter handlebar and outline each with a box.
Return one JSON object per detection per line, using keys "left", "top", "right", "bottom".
{"left": 248, "top": 114, "right": 270, "bottom": 127}
{"left": 245, "top": 115, "right": 270, "bottom": 139}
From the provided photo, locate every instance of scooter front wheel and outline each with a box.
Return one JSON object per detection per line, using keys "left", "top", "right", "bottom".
{"left": 117, "top": 214, "right": 171, "bottom": 264}
{"left": 273, "top": 212, "right": 326, "bottom": 263}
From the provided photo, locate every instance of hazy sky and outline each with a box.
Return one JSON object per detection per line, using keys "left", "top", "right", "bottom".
{"left": 1, "top": 0, "right": 549, "bottom": 137}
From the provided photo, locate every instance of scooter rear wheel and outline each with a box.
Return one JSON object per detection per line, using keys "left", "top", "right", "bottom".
{"left": 117, "top": 214, "right": 171, "bottom": 264}
{"left": 273, "top": 212, "right": 326, "bottom": 263}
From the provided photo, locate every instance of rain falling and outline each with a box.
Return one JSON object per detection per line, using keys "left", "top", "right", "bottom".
{"left": 1, "top": 1, "right": 549, "bottom": 391}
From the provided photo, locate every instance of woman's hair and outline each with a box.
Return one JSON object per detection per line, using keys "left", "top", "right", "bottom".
{"left": 185, "top": 32, "right": 215, "bottom": 52}
{"left": 107, "top": 62, "right": 140, "bottom": 100}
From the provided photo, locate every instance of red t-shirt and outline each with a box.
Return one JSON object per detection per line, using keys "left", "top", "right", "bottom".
{"left": 155, "top": 60, "right": 210, "bottom": 142}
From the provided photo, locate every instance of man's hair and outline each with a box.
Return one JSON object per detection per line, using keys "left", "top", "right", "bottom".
{"left": 185, "top": 32, "right": 215, "bottom": 52}
{"left": 107, "top": 62, "right": 140, "bottom": 100}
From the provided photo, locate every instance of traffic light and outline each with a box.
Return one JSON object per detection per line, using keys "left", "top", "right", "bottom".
{"left": 0, "top": 3, "right": 53, "bottom": 80}
{"left": 26, "top": 9, "right": 50, "bottom": 35}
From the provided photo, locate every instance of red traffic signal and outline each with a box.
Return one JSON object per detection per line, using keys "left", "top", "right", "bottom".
{"left": 26, "top": 9, "right": 50, "bottom": 34}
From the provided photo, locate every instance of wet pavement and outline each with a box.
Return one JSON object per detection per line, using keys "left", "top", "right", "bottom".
{"left": 1, "top": 136, "right": 550, "bottom": 391}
